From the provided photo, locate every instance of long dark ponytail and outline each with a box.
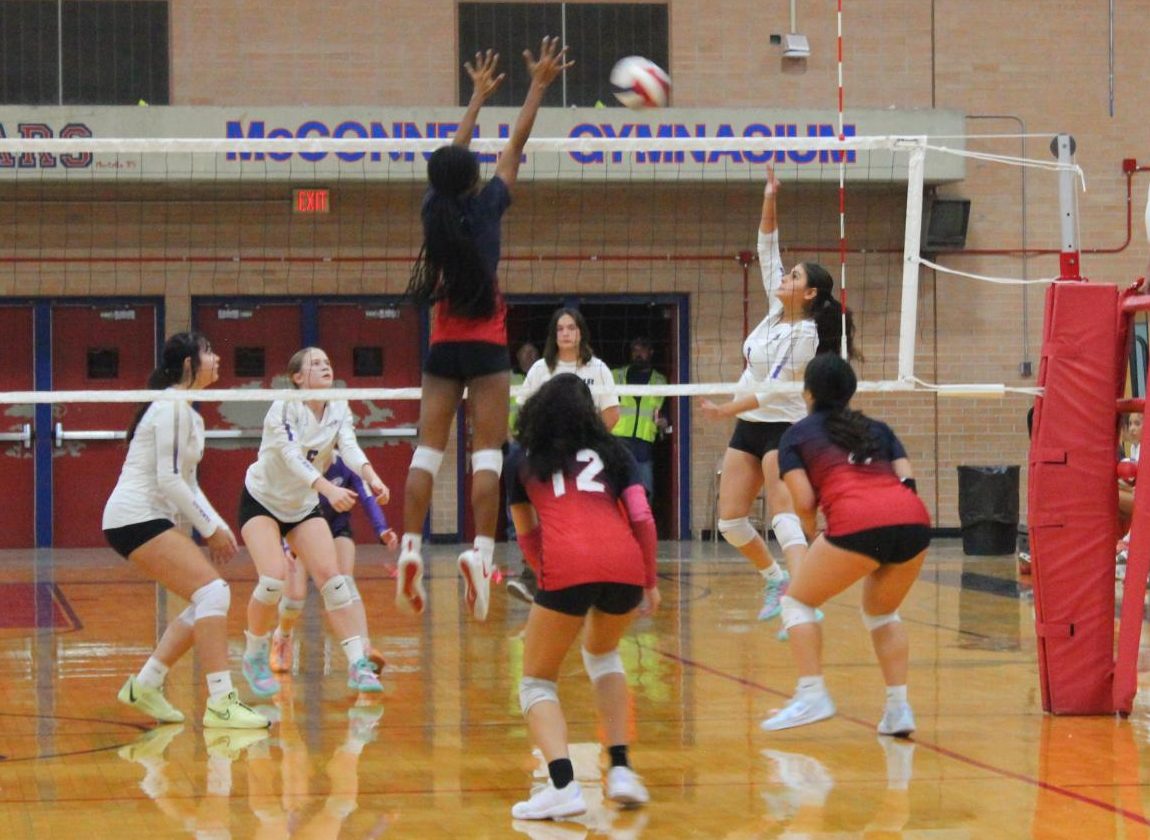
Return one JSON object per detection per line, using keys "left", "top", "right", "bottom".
{"left": 405, "top": 145, "right": 496, "bottom": 319}
{"left": 803, "top": 353, "right": 879, "bottom": 462}
{"left": 801, "top": 261, "right": 860, "bottom": 359}
{"left": 126, "top": 332, "right": 207, "bottom": 443}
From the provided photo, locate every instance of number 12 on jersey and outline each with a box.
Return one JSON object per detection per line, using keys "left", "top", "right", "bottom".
{"left": 551, "top": 448, "right": 606, "bottom": 497}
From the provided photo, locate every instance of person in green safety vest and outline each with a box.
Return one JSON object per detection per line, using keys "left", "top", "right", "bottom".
{"left": 611, "top": 337, "right": 668, "bottom": 501}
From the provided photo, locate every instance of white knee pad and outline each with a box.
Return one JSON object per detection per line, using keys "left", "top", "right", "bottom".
{"left": 320, "top": 575, "right": 355, "bottom": 612}
{"left": 861, "top": 610, "right": 901, "bottom": 631}
{"left": 781, "top": 594, "right": 820, "bottom": 630}
{"left": 251, "top": 575, "right": 284, "bottom": 606}
{"left": 581, "top": 648, "right": 625, "bottom": 683}
{"left": 409, "top": 446, "right": 445, "bottom": 477}
{"left": 471, "top": 448, "right": 503, "bottom": 477}
{"left": 771, "top": 513, "right": 807, "bottom": 551}
{"left": 519, "top": 676, "right": 559, "bottom": 716}
{"left": 718, "top": 516, "right": 758, "bottom": 548}
{"left": 344, "top": 576, "right": 362, "bottom": 603}
{"left": 279, "top": 596, "right": 306, "bottom": 618}
{"left": 177, "top": 604, "right": 197, "bottom": 627}
{"left": 191, "top": 578, "right": 231, "bottom": 620}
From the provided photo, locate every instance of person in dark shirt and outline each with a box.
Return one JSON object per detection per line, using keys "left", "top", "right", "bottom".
{"left": 397, "top": 38, "right": 572, "bottom": 623}
{"left": 762, "top": 355, "right": 930, "bottom": 737}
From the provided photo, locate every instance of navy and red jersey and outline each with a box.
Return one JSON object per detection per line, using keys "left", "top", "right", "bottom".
{"left": 778, "top": 410, "right": 930, "bottom": 535}
{"left": 426, "top": 175, "right": 511, "bottom": 346}
{"left": 506, "top": 444, "right": 651, "bottom": 591}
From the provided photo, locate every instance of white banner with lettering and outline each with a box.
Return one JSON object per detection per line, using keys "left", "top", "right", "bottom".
{"left": 0, "top": 106, "right": 965, "bottom": 183}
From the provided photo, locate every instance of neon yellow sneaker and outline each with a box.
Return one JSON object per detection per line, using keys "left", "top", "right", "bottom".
{"left": 203, "top": 728, "right": 270, "bottom": 760}
{"left": 117, "top": 723, "right": 185, "bottom": 762}
{"left": 202, "top": 690, "right": 271, "bottom": 730}
{"left": 117, "top": 676, "right": 185, "bottom": 724}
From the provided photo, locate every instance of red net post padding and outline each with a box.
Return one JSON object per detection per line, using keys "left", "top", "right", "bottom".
{"left": 1030, "top": 280, "right": 1120, "bottom": 714}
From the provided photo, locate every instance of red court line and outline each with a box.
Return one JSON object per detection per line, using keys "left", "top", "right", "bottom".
{"left": 653, "top": 646, "right": 1150, "bottom": 827}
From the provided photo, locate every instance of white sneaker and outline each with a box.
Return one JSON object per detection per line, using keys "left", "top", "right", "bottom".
{"left": 877, "top": 702, "right": 916, "bottom": 737}
{"left": 606, "top": 766, "right": 649, "bottom": 805}
{"left": 511, "top": 780, "right": 587, "bottom": 820}
{"left": 458, "top": 549, "right": 492, "bottom": 621}
{"left": 760, "top": 689, "right": 836, "bottom": 731}
{"left": 396, "top": 548, "right": 426, "bottom": 614}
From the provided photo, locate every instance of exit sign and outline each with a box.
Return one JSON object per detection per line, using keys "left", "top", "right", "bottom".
{"left": 293, "top": 188, "right": 330, "bottom": 214}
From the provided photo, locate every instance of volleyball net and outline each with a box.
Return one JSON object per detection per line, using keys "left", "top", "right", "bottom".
{"left": 0, "top": 132, "right": 1087, "bottom": 544}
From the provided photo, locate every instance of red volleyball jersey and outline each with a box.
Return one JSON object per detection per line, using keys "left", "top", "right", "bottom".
{"left": 506, "top": 445, "right": 649, "bottom": 591}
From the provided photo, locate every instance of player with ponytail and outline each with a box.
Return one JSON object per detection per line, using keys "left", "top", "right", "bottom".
{"left": 762, "top": 354, "right": 929, "bottom": 735}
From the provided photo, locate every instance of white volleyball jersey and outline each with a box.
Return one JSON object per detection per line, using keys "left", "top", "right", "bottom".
{"left": 244, "top": 399, "right": 370, "bottom": 522}
{"left": 519, "top": 356, "right": 620, "bottom": 413}
{"left": 102, "top": 396, "right": 226, "bottom": 536}
{"left": 737, "top": 230, "right": 818, "bottom": 424}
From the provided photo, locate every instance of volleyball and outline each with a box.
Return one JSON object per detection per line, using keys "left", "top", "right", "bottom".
{"left": 610, "top": 56, "right": 671, "bottom": 109}
{"left": 1118, "top": 459, "right": 1138, "bottom": 485}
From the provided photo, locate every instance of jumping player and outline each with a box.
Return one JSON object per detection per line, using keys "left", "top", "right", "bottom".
{"left": 397, "top": 38, "right": 573, "bottom": 621}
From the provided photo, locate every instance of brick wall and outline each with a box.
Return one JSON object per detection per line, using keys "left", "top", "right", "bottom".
{"left": 6, "top": 0, "right": 1146, "bottom": 534}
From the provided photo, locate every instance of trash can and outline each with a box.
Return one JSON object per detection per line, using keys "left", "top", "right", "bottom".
{"left": 957, "top": 465, "right": 1020, "bottom": 555}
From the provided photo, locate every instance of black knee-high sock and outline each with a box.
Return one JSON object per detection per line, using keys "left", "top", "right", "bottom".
{"left": 548, "top": 758, "right": 574, "bottom": 789}
{"left": 608, "top": 744, "right": 630, "bottom": 768}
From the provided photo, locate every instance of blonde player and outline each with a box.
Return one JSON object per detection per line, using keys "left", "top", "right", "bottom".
{"left": 106, "top": 331, "right": 267, "bottom": 729}
{"left": 237, "top": 347, "right": 389, "bottom": 698}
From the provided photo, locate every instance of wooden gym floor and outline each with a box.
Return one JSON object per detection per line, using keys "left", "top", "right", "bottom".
{"left": 0, "top": 539, "right": 1146, "bottom": 839}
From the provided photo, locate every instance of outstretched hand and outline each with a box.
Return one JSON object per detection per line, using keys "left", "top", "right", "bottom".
{"left": 464, "top": 49, "right": 506, "bottom": 102}
{"left": 764, "top": 163, "right": 779, "bottom": 196}
{"left": 523, "top": 36, "right": 574, "bottom": 89}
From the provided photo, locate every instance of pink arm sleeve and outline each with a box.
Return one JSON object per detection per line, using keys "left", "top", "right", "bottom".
{"left": 622, "top": 485, "right": 658, "bottom": 588}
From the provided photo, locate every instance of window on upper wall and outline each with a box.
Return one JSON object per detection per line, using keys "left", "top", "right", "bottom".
{"left": 0, "top": 1, "right": 170, "bottom": 105}
{"left": 457, "top": 3, "right": 669, "bottom": 108}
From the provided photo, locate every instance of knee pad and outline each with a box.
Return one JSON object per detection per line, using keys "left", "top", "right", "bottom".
{"left": 771, "top": 513, "right": 807, "bottom": 551}
{"left": 518, "top": 676, "right": 559, "bottom": 716}
{"left": 409, "top": 446, "right": 445, "bottom": 477}
{"left": 581, "top": 648, "right": 625, "bottom": 683}
{"left": 471, "top": 448, "right": 503, "bottom": 477}
{"left": 176, "top": 603, "right": 197, "bottom": 627}
{"left": 191, "top": 578, "right": 231, "bottom": 620}
{"left": 718, "top": 516, "right": 758, "bottom": 548}
{"left": 251, "top": 575, "right": 284, "bottom": 606}
{"left": 279, "top": 596, "right": 306, "bottom": 619}
{"left": 861, "top": 610, "right": 901, "bottom": 631}
{"left": 320, "top": 575, "right": 355, "bottom": 612}
{"left": 781, "top": 594, "right": 820, "bottom": 630}
{"left": 344, "top": 575, "right": 362, "bottom": 603}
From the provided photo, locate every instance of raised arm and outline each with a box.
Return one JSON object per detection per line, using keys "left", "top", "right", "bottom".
{"left": 453, "top": 49, "right": 506, "bottom": 148}
{"left": 495, "top": 36, "right": 574, "bottom": 188}
{"left": 760, "top": 164, "right": 779, "bottom": 234}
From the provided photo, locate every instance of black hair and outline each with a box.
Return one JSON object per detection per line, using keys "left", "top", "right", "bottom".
{"left": 405, "top": 145, "right": 495, "bottom": 319}
{"left": 804, "top": 354, "right": 879, "bottom": 462}
{"left": 515, "top": 373, "right": 631, "bottom": 490}
{"left": 800, "top": 261, "right": 860, "bottom": 359}
{"left": 542, "top": 307, "right": 594, "bottom": 371}
{"left": 126, "top": 331, "right": 209, "bottom": 443}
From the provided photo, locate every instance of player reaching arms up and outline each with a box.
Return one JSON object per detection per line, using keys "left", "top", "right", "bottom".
{"left": 398, "top": 37, "right": 573, "bottom": 621}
